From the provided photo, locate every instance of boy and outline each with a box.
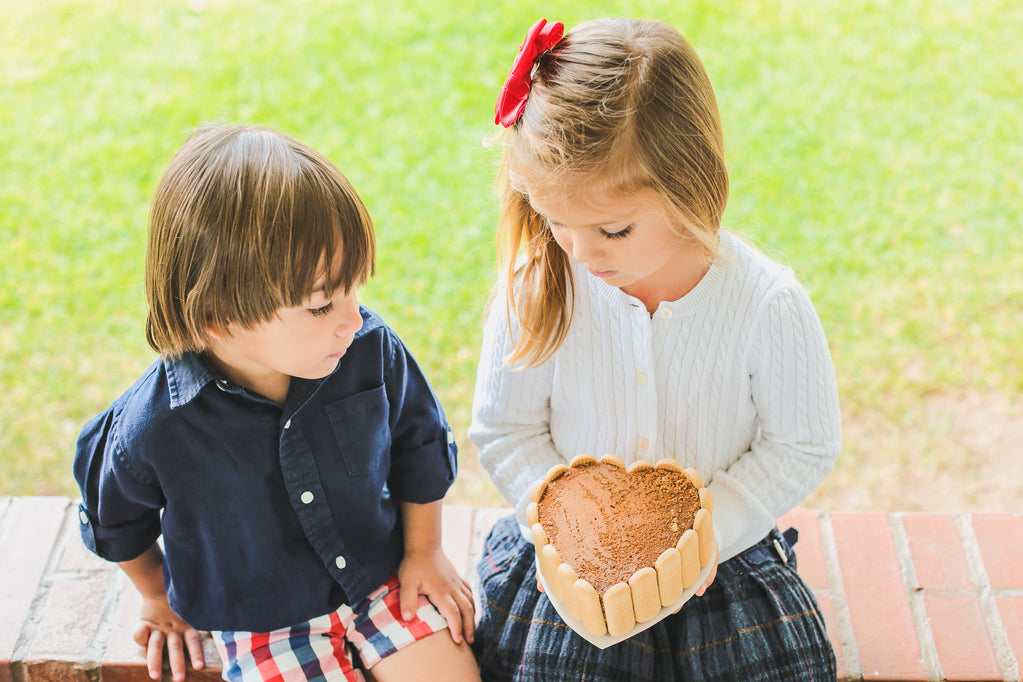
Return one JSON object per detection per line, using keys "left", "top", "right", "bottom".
{"left": 74, "top": 124, "right": 479, "bottom": 682}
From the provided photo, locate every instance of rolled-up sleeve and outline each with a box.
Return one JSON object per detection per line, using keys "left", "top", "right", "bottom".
{"left": 381, "top": 329, "right": 457, "bottom": 503}
{"left": 73, "top": 407, "right": 163, "bottom": 562}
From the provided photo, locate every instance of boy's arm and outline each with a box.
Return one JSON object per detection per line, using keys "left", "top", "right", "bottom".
{"left": 118, "top": 543, "right": 205, "bottom": 682}
{"left": 396, "top": 500, "right": 475, "bottom": 644}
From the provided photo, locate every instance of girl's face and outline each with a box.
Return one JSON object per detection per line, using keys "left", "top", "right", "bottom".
{"left": 206, "top": 268, "right": 364, "bottom": 404}
{"left": 525, "top": 182, "right": 708, "bottom": 308}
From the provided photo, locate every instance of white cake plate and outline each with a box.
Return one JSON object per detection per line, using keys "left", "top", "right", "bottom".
{"left": 535, "top": 537, "right": 717, "bottom": 649}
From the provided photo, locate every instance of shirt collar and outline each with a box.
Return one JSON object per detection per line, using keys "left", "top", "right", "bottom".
{"left": 164, "top": 352, "right": 217, "bottom": 409}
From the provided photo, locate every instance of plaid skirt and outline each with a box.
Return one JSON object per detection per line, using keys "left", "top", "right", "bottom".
{"left": 473, "top": 515, "right": 836, "bottom": 682}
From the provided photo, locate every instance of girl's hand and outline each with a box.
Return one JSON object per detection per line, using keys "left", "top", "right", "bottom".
{"left": 133, "top": 595, "right": 204, "bottom": 682}
{"left": 397, "top": 548, "right": 476, "bottom": 645}
{"left": 694, "top": 545, "right": 719, "bottom": 597}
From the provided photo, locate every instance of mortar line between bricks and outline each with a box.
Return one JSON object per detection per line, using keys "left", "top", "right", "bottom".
{"left": 956, "top": 512, "right": 1020, "bottom": 682}
{"left": 890, "top": 513, "right": 941, "bottom": 681}
{"left": 83, "top": 567, "right": 127, "bottom": 672}
{"left": 9, "top": 499, "right": 74, "bottom": 682}
{"left": 817, "top": 511, "right": 862, "bottom": 681}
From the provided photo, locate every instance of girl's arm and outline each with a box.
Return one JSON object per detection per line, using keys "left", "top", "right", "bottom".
{"left": 396, "top": 500, "right": 476, "bottom": 644}
{"left": 118, "top": 543, "right": 204, "bottom": 682}
{"left": 469, "top": 299, "right": 561, "bottom": 523}
{"left": 709, "top": 284, "right": 841, "bottom": 560}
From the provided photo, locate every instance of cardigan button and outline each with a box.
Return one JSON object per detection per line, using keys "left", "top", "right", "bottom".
{"left": 300, "top": 491, "right": 314, "bottom": 504}
{"left": 335, "top": 555, "right": 347, "bottom": 569}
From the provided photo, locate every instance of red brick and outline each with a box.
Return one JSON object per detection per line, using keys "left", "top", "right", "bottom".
{"left": 102, "top": 578, "right": 144, "bottom": 665}
{"left": 442, "top": 504, "right": 477, "bottom": 579}
{"left": 779, "top": 508, "right": 828, "bottom": 589}
{"left": 20, "top": 659, "right": 93, "bottom": 681}
{"left": 924, "top": 593, "right": 1001, "bottom": 681}
{"left": 0, "top": 497, "right": 70, "bottom": 667}
{"left": 24, "top": 572, "right": 112, "bottom": 663}
{"left": 995, "top": 595, "right": 1023, "bottom": 674}
{"left": 971, "top": 513, "right": 1023, "bottom": 590}
{"left": 830, "top": 512, "right": 928, "bottom": 681}
{"left": 902, "top": 514, "right": 973, "bottom": 590}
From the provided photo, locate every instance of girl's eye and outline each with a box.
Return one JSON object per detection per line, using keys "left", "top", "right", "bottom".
{"left": 601, "top": 224, "right": 634, "bottom": 240}
{"left": 309, "top": 302, "right": 334, "bottom": 317}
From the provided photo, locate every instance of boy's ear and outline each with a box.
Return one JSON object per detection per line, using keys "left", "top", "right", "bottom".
{"left": 202, "top": 311, "right": 227, "bottom": 340}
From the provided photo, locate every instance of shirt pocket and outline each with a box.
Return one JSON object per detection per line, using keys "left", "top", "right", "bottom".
{"left": 325, "top": 385, "right": 391, "bottom": 476}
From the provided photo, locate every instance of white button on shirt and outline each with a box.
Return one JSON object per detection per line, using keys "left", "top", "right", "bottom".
{"left": 637, "top": 437, "right": 649, "bottom": 449}
{"left": 335, "top": 556, "right": 347, "bottom": 569}
{"left": 300, "top": 491, "right": 314, "bottom": 504}
{"left": 637, "top": 372, "right": 648, "bottom": 384}
{"left": 659, "top": 307, "right": 673, "bottom": 318}
{"left": 284, "top": 419, "right": 292, "bottom": 429}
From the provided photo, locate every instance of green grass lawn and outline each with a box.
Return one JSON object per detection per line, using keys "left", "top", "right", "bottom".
{"left": 2, "top": 0, "right": 1021, "bottom": 508}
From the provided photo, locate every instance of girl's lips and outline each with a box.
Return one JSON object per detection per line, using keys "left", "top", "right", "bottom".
{"left": 589, "top": 269, "right": 617, "bottom": 278}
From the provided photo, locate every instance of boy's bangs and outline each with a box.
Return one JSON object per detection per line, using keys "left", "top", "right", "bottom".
{"left": 281, "top": 190, "right": 375, "bottom": 307}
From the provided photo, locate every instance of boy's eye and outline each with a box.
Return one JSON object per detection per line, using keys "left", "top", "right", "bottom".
{"left": 601, "top": 224, "right": 634, "bottom": 240}
{"left": 309, "top": 302, "right": 334, "bottom": 317}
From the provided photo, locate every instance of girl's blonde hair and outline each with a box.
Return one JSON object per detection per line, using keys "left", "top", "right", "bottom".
{"left": 497, "top": 18, "right": 729, "bottom": 366}
{"left": 145, "top": 124, "right": 375, "bottom": 356}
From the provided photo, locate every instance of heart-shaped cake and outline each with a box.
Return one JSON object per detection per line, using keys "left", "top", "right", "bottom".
{"left": 526, "top": 454, "right": 714, "bottom": 638}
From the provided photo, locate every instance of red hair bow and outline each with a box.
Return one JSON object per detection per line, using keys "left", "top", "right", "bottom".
{"left": 494, "top": 18, "right": 565, "bottom": 127}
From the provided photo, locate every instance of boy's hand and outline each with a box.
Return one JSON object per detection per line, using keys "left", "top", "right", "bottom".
{"left": 397, "top": 548, "right": 476, "bottom": 645}
{"left": 134, "top": 595, "right": 204, "bottom": 682}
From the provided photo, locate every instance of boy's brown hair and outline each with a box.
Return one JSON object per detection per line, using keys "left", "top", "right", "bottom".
{"left": 145, "top": 124, "right": 375, "bottom": 356}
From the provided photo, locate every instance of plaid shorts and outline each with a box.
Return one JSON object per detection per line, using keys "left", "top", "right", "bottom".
{"left": 474, "top": 514, "right": 836, "bottom": 682}
{"left": 211, "top": 575, "right": 448, "bottom": 681}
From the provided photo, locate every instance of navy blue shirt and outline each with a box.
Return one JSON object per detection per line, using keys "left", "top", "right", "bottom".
{"left": 74, "top": 308, "right": 457, "bottom": 632}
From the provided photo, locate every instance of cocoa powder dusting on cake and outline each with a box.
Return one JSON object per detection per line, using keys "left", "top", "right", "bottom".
{"left": 537, "top": 462, "right": 701, "bottom": 594}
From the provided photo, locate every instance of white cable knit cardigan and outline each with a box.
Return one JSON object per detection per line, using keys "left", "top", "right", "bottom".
{"left": 469, "top": 230, "right": 841, "bottom": 561}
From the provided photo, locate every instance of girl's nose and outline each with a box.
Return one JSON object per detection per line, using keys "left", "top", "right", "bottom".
{"left": 570, "top": 232, "right": 602, "bottom": 263}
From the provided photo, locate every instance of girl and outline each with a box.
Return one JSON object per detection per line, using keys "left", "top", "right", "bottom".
{"left": 74, "top": 124, "right": 480, "bottom": 682}
{"left": 470, "top": 18, "right": 841, "bottom": 681}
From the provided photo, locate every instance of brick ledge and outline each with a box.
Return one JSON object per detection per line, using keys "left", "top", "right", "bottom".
{"left": 1, "top": 498, "right": 1020, "bottom": 681}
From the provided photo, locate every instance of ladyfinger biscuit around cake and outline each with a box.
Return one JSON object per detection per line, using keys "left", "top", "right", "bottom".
{"left": 654, "top": 458, "right": 683, "bottom": 473}
{"left": 628, "top": 567, "right": 661, "bottom": 623}
{"left": 602, "top": 582, "right": 636, "bottom": 638}
{"left": 526, "top": 501, "right": 539, "bottom": 527}
{"left": 699, "top": 487, "right": 714, "bottom": 513}
{"left": 627, "top": 460, "right": 653, "bottom": 473}
{"left": 694, "top": 508, "right": 714, "bottom": 565}
{"left": 683, "top": 467, "right": 704, "bottom": 488}
{"left": 574, "top": 579, "right": 607, "bottom": 637}
{"left": 530, "top": 522, "right": 548, "bottom": 550}
{"left": 569, "top": 453, "right": 597, "bottom": 468}
{"left": 539, "top": 544, "right": 563, "bottom": 599}
{"left": 654, "top": 547, "right": 684, "bottom": 606}
{"left": 599, "top": 453, "right": 626, "bottom": 469}
{"left": 557, "top": 562, "right": 582, "bottom": 620}
{"left": 530, "top": 480, "right": 547, "bottom": 505}
{"left": 677, "top": 529, "right": 701, "bottom": 588}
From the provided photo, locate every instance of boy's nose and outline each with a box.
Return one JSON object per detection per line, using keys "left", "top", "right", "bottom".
{"left": 335, "top": 296, "right": 363, "bottom": 335}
